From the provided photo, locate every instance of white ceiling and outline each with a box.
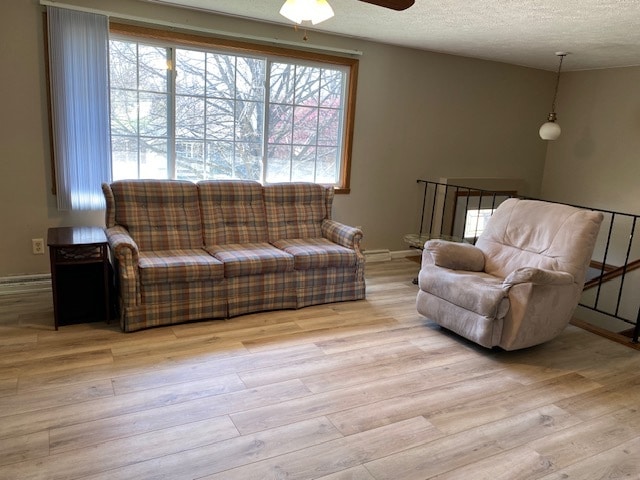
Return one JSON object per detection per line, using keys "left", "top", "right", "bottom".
{"left": 143, "top": 0, "right": 640, "bottom": 71}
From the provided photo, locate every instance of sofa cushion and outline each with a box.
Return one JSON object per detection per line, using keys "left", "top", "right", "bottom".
{"left": 110, "top": 180, "right": 203, "bottom": 251}
{"left": 198, "top": 180, "right": 269, "bottom": 245}
{"left": 138, "top": 249, "right": 224, "bottom": 285}
{"left": 207, "top": 243, "right": 294, "bottom": 278}
{"left": 264, "top": 183, "right": 332, "bottom": 242}
{"left": 272, "top": 238, "right": 357, "bottom": 270}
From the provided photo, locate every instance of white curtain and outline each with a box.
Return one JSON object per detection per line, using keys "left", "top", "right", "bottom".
{"left": 47, "top": 6, "right": 111, "bottom": 210}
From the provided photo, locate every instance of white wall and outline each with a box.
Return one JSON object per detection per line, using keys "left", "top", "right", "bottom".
{"left": 0, "top": 0, "right": 553, "bottom": 277}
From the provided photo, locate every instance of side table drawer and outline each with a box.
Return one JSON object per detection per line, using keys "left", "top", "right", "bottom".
{"left": 54, "top": 245, "right": 105, "bottom": 262}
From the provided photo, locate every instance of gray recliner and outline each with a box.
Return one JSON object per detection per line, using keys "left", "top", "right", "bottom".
{"left": 416, "top": 198, "right": 603, "bottom": 350}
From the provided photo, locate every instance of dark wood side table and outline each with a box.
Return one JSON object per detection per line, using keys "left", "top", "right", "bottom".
{"left": 47, "top": 226, "right": 110, "bottom": 330}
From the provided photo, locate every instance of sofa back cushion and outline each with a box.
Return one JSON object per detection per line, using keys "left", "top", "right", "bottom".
{"left": 109, "top": 180, "right": 203, "bottom": 251}
{"left": 475, "top": 198, "right": 603, "bottom": 283}
{"left": 263, "top": 183, "right": 333, "bottom": 241}
{"left": 198, "top": 180, "right": 268, "bottom": 245}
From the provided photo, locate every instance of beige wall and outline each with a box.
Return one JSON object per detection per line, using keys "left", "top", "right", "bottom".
{"left": 540, "top": 66, "right": 640, "bottom": 214}
{"left": 0, "top": 0, "right": 552, "bottom": 277}
{"left": 539, "top": 67, "right": 640, "bottom": 329}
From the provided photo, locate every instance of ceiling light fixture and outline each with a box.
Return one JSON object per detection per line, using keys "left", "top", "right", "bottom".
{"left": 539, "top": 52, "right": 568, "bottom": 141}
{"left": 279, "top": 0, "right": 335, "bottom": 25}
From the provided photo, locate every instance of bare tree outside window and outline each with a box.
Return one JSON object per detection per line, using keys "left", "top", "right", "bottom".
{"left": 266, "top": 63, "right": 343, "bottom": 183}
{"left": 110, "top": 40, "right": 170, "bottom": 179}
{"left": 109, "top": 36, "right": 349, "bottom": 187}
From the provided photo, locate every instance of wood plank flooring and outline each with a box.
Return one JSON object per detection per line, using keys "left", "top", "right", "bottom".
{"left": 1, "top": 258, "right": 640, "bottom": 479}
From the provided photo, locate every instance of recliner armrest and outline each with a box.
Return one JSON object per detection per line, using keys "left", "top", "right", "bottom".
{"left": 503, "top": 267, "right": 574, "bottom": 287}
{"left": 423, "top": 239, "right": 485, "bottom": 272}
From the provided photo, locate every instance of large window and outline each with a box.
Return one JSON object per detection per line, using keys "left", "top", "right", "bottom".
{"left": 108, "top": 24, "right": 357, "bottom": 191}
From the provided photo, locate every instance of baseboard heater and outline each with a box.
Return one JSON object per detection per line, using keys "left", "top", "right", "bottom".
{"left": 0, "top": 274, "right": 52, "bottom": 295}
{"left": 364, "top": 249, "right": 393, "bottom": 262}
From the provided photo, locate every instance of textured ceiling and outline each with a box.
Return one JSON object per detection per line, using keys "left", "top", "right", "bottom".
{"left": 142, "top": 0, "right": 640, "bottom": 71}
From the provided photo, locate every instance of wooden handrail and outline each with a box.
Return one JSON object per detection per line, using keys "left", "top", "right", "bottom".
{"left": 583, "top": 258, "right": 640, "bottom": 290}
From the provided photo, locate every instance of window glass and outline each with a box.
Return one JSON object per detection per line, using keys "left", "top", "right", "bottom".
{"left": 109, "top": 33, "right": 353, "bottom": 189}
{"left": 110, "top": 40, "right": 171, "bottom": 181}
{"left": 464, "top": 209, "right": 494, "bottom": 238}
{"left": 264, "top": 61, "right": 344, "bottom": 184}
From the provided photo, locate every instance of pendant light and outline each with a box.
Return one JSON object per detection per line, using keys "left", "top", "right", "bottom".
{"left": 280, "top": 0, "right": 335, "bottom": 25}
{"left": 539, "top": 52, "right": 568, "bottom": 141}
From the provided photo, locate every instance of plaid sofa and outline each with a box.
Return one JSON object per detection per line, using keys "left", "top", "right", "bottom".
{"left": 102, "top": 179, "right": 365, "bottom": 332}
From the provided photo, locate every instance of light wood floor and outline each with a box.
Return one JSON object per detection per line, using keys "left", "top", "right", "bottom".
{"left": 1, "top": 258, "right": 640, "bottom": 479}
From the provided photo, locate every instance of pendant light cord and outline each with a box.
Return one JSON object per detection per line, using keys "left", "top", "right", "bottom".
{"left": 550, "top": 54, "right": 566, "bottom": 113}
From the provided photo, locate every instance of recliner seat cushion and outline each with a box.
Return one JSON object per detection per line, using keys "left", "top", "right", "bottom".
{"left": 418, "top": 265, "right": 509, "bottom": 318}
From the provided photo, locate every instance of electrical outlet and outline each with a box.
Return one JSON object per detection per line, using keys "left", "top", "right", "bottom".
{"left": 32, "top": 238, "right": 45, "bottom": 255}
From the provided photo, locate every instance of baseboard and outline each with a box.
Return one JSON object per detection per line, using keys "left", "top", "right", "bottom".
{"left": 391, "top": 249, "right": 421, "bottom": 259}
{"left": 0, "top": 274, "right": 52, "bottom": 295}
{"left": 364, "top": 249, "right": 421, "bottom": 263}
{"left": 364, "top": 249, "right": 392, "bottom": 262}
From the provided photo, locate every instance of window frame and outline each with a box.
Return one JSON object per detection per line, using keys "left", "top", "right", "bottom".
{"left": 109, "top": 22, "right": 359, "bottom": 193}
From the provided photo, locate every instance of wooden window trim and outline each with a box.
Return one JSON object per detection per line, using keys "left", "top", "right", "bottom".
{"left": 109, "top": 22, "right": 358, "bottom": 194}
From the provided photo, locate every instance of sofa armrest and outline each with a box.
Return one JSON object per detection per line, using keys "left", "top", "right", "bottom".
{"left": 105, "top": 226, "right": 141, "bottom": 308}
{"left": 322, "top": 219, "right": 363, "bottom": 251}
{"left": 423, "top": 239, "right": 485, "bottom": 272}
{"left": 105, "top": 226, "right": 140, "bottom": 265}
{"left": 503, "top": 267, "right": 574, "bottom": 287}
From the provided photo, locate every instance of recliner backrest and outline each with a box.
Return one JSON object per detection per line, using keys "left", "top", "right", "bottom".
{"left": 475, "top": 198, "right": 603, "bottom": 284}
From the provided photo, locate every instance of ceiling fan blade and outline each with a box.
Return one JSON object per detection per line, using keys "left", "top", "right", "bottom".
{"left": 357, "top": 0, "right": 415, "bottom": 11}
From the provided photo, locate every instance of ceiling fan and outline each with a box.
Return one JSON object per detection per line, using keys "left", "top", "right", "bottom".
{"left": 358, "top": 0, "right": 415, "bottom": 10}
{"left": 280, "top": 0, "right": 414, "bottom": 25}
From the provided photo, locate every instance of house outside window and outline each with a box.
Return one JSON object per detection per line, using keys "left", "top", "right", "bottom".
{"left": 108, "top": 26, "right": 357, "bottom": 191}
